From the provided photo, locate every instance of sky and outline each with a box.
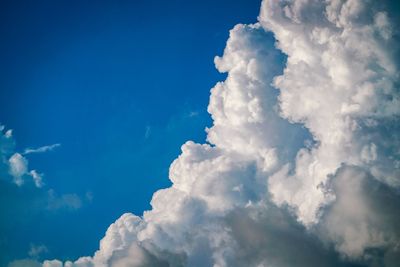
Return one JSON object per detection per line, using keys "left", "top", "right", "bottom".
{"left": 0, "top": 0, "right": 261, "bottom": 265}
{"left": 1, "top": 0, "right": 400, "bottom": 267}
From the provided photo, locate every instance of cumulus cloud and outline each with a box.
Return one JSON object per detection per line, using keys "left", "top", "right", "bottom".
{"left": 44, "top": 0, "right": 400, "bottom": 266}
{"left": 260, "top": 0, "right": 400, "bottom": 226}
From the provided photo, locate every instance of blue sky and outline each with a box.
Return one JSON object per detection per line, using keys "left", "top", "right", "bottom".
{"left": 0, "top": 0, "right": 263, "bottom": 264}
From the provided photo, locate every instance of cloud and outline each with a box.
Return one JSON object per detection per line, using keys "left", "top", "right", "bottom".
{"left": 46, "top": 189, "right": 83, "bottom": 211}
{"left": 260, "top": 0, "right": 400, "bottom": 226}
{"left": 144, "top": 126, "right": 151, "bottom": 139}
{"left": 8, "top": 153, "right": 28, "bottom": 186}
{"left": 187, "top": 111, "right": 199, "bottom": 118}
{"left": 0, "top": 126, "right": 90, "bottom": 266}
{"left": 29, "top": 170, "right": 45, "bottom": 188}
{"left": 8, "top": 153, "right": 45, "bottom": 188}
{"left": 0, "top": 126, "right": 51, "bottom": 188}
{"left": 23, "top": 144, "right": 61, "bottom": 155}
{"left": 316, "top": 166, "right": 400, "bottom": 264}
{"left": 28, "top": 244, "right": 49, "bottom": 258}
{"left": 45, "top": 0, "right": 400, "bottom": 266}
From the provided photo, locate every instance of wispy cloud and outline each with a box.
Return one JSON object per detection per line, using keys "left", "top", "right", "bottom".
{"left": 187, "top": 111, "right": 199, "bottom": 117}
{"left": 28, "top": 244, "right": 48, "bottom": 258}
{"left": 46, "top": 189, "right": 82, "bottom": 211}
{"left": 144, "top": 125, "right": 151, "bottom": 139}
{"left": 23, "top": 143, "right": 61, "bottom": 155}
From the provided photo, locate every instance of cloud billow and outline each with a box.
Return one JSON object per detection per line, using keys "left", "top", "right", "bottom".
{"left": 44, "top": 0, "right": 400, "bottom": 266}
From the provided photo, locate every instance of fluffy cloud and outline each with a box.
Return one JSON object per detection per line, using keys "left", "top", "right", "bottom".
{"left": 8, "top": 153, "right": 28, "bottom": 186}
{"left": 260, "top": 0, "right": 400, "bottom": 226}
{"left": 30, "top": 170, "right": 45, "bottom": 188}
{"left": 44, "top": 0, "right": 399, "bottom": 266}
{"left": 316, "top": 166, "right": 400, "bottom": 264}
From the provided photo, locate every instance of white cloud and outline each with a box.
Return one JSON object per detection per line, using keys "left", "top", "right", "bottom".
{"left": 259, "top": 0, "right": 400, "bottom": 225}
{"left": 0, "top": 126, "right": 51, "bottom": 188}
{"left": 23, "top": 143, "right": 61, "bottom": 155}
{"left": 30, "top": 170, "right": 45, "bottom": 188}
{"left": 43, "top": 0, "right": 400, "bottom": 266}
{"left": 7, "top": 153, "right": 46, "bottom": 188}
{"left": 8, "top": 153, "right": 28, "bottom": 186}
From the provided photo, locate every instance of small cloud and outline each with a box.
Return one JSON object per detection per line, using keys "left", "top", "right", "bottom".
{"left": 85, "top": 191, "right": 94, "bottom": 202}
{"left": 23, "top": 144, "right": 61, "bottom": 155}
{"left": 29, "top": 170, "right": 44, "bottom": 188}
{"left": 28, "top": 243, "right": 48, "bottom": 258}
{"left": 144, "top": 125, "right": 151, "bottom": 139}
{"left": 188, "top": 111, "right": 200, "bottom": 117}
{"left": 8, "top": 153, "right": 28, "bottom": 186}
{"left": 5, "top": 129, "right": 13, "bottom": 138}
{"left": 46, "top": 189, "right": 82, "bottom": 211}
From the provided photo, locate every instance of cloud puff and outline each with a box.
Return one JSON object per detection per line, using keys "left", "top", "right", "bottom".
{"left": 8, "top": 153, "right": 29, "bottom": 186}
{"left": 44, "top": 0, "right": 399, "bottom": 266}
{"left": 29, "top": 170, "right": 45, "bottom": 188}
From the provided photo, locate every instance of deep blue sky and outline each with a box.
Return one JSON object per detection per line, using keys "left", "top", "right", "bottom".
{"left": 0, "top": 0, "right": 262, "bottom": 264}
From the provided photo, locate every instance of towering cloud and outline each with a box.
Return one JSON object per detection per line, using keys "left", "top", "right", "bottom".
{"left": 43, "top": 0, "right": 400, "bottom": 266}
